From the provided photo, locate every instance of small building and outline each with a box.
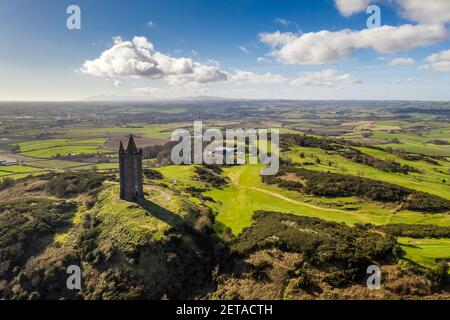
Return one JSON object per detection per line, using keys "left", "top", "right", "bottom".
{"left": 0, "top": 160, "right": 16, "bottom": 166}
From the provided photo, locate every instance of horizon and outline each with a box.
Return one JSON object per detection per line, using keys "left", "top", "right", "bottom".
{"left": 1, "top": 96, "right": 450, "bottom": 103}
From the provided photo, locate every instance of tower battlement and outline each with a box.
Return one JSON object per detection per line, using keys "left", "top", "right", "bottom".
{"left": 119, "top": 135, "right": 144, "bottom": 202}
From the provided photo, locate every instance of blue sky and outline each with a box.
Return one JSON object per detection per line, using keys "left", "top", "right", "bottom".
{"left": 0, "top": 0, "right": 450, "bottom": 100}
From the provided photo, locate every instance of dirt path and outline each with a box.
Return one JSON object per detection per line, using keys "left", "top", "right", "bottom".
{"left": 247, "top": 186, "right": 348, "bottom": 214}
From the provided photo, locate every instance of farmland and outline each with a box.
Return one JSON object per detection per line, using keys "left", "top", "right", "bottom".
{"left": 1, "top": 100, "right": 450, "bottom": 276}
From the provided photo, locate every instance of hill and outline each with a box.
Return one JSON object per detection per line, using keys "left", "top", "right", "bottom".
{"left": 1, "top": 171, "right": 449, "bottom": 300}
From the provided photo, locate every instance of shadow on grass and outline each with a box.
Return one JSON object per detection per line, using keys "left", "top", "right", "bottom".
{"left": 137, "top": 197, "right": 186, "bottom": 230}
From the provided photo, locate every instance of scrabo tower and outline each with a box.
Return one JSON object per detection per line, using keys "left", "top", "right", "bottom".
{"left": 119, "top": 135, "right": 144, "bottom": 201}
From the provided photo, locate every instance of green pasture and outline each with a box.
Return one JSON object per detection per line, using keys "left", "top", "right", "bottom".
{"left": 70, "top": 123, "right": 185, "bottom": 140}
{"left": 200, "top": 164, "right": 450, "bottom": 236}
{"left": 21, "top": 145, "right": 110, "bottom": 158}
{"left": 0, "top": 165, "right": 44, "bottom": 174}
{"left": 286, "top": 146, "right": 450, "bottom": 200}
{"left": 24, "top": 159, "right": 93, "bottom": 169}
{"left": 17, "top": 138, "right": 111, "bottom": 159}
{"left": 398, "top": 237, "right": 450, "bottom": 270}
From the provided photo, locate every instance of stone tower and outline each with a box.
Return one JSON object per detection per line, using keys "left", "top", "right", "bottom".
{"left": 119, "top": 135, "right": 144, "bottom": 202}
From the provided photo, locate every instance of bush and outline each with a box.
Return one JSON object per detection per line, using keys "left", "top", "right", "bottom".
{"left": 143, "top": 169, "right": 164, "bottom": 180}
{"left": 378, "top": 224, "right": 450, "bottom": 238}
{"left": 194, "top": 166, "right": 227, "bottom": 188}
{"left": 0, "top": 177, "right": 15, "bottom": 191}
{"left": 232, "top": 211, "right": 399, "bottom": 287}
{"left": 45, "top": 172, "right": 107, "bottom": 198}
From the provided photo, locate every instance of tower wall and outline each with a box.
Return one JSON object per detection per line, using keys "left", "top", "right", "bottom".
{"left": 119, "top": 136, "right": 144, "bottom": 202}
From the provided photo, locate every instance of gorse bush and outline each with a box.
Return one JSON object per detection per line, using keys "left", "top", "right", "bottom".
{"left": 194, "top": 166, "right": 227, "bottom": 188}
{"left": 0, "top": 198, "right": 77, "bottom": 294}
{"left": 232, "top": 211, "right": 399, "bottom": 287}
{"left": 45, "top": 172, "right": 107, "bottom": 198}
{"left": 143, "top": 169, "right": 164, "bottom": 180}
{"left": 375, "top": 224, "right": 450, "bottom": 239}
{"left": 0, "top": 177, "right": 15, "bottom": 191}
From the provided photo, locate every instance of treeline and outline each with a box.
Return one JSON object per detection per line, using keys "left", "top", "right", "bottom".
{"left": 280, "top": 134, "right": 418, "bottom": 175}
{"left": 368, "top": 145, "right": 445, "bottom": 166}
{"left": 368, "top": 224, "right": 450, "bottom": 239}
{"left": 341, "top": 149, "right": 419, "bottom": 175}
{"left": 263, "top": 167, "right": 450, "bottom": 213}
{"left": 280, "top": 134, "right": 341, "bottom": 152}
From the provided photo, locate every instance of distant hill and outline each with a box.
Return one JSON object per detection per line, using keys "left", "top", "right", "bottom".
{"left": 80, "top": 94, "right": 236, "bottom": 102}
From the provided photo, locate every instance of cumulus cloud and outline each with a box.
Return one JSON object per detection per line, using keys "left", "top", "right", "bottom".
{"left": 389, "top": 57, "right": 416, "bottom": 66}
{"left": 290, "top": 69, "right": 361, "bottom": 87}
{"left": 334, "top": 0, "right": 370, "bottom": 17}
{"left": 397, "top": 0, "right": 450, "bottom": 24}
{"left": 421, "top": 49, "right": 450, "bottom": 72}
{"left": 260, "top": 24, "right": 447, "bottom": 65}
{"left": 229, "top": 70, "right": 288, "bottom": 84}
{"left": 334, "top": 0, "right": 450, "bottom": 24}
{"left": 80, "top": 36, "right": 228, "bottom": 85}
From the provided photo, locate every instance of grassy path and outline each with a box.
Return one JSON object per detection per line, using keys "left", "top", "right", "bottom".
{"left": 246, "top": 186, "right": 348, "bottom": 214}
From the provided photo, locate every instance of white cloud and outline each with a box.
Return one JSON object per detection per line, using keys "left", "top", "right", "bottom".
{"left": 239, "top": 46, "right": 249, "bottom": 54}
{"left": 260, "top": 24, "right": 447, "bottom": 65}
{"left": 334, "top": 0, "right": 450, "bottom": 24}
{"left": 229, "top": 70, "right": 288, "bottom": 84}
{"left": 290, "top": 69, "right": 361, "bottom": 87}
{"left": 274, "top": 18, "right": 292, "bottom": 26}
{"left": 334, "top": 0, "right": 370, "bottom": 17}
{"left": 421, "top": 49, "right": 450, "bottom": 72}
{"left": 397, "top": 0, "right": 450, "bottom": 24}
{"left": 80, "top": 36, "right": 228, "bottom": 85}
{"left": 146, "top": 20, "right": 155, "bottom": 28}
{"left": 389, "top": 57, "right": 416, "bottom": 66}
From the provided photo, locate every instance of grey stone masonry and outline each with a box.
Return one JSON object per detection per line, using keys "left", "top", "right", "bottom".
{"left": 119, "top": 135, "right": 144, "bottom": 201}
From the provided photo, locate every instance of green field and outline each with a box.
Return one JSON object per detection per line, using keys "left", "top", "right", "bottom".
{"left": 286, "top": 146, "right": 450, "bottom": 200}
{"left": 17, "top": 138, "right": 110, "bottom": 158}
{"left": 0, "top": 165, "right": 44, "bottom": 174}
{"left": 21, "top": 145, "right": 109, "bottom": 158}
{"left": 24, "top": 159, "right": 93, "bottom": 169}
{"left": 154, "top": 164, "right": 450, "bottom": 236}
{"left": 399, "top": 237, "right": 450, "bottom": 270}
{"left": 70, "top": 124, "right": 182, "bottom": 140}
